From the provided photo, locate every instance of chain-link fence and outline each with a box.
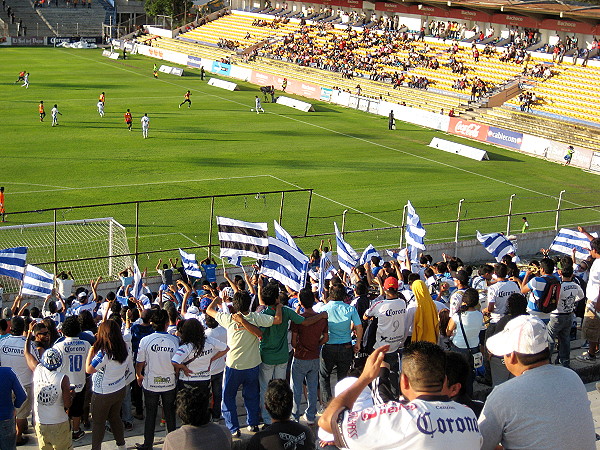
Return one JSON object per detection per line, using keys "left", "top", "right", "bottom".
{"left": 1, "top": 189, "right": 599, "bottom": 293}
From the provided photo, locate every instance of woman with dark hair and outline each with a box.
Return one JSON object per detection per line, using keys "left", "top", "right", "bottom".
{"left": 446, "top": 288, "right": 484, "bottom": 395}
{"left": 172, "top": 318, "right": 228, "bottom": 392}
{"left": 485, "top": 293, "right": 528, "bottom": 387}
{"left": 86, "top": 320, "right": 131, "bottom": 450}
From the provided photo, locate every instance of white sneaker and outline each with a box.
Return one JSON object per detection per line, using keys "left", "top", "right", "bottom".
{"left": 301, "top": 414, "right": 315, "bottom": 425}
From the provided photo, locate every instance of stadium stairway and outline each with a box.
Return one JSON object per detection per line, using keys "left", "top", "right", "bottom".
{"left": 2, "top": 0, "right": 54, "bottom": 36}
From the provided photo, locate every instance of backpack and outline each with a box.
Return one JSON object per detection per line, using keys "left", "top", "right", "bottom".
{"left": 535, "top": 276, "right": 561, "bottom": 313}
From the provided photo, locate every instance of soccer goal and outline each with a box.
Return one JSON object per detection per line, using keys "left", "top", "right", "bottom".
{"left": 0, "top": 218, "right": 132, "bottom": 294}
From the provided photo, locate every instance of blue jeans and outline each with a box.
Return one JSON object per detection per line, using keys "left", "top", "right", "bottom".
{"left": 319, "top": 343, "right": 353, "bottom": 404}
{"left": 121, "top": 384, "right": 133, "bottom": 423}
{"left": 548, "top": 313, "right": 573, "bottom": 367}
{"left": 291, "top": 358, "right": 319, "bottom": 422}
{"left": 0, "top": 417, "right": 16, "bottom": 450}
{"left": 259, "top": 362, "right": 287, "bottom": 425}
{"left": 222, "top": 365, "right": 260, "bottom": 433}
{"left": 142, "top": 388, "right": 176, "bottom": 447}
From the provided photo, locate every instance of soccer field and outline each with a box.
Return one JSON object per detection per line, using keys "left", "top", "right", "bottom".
{"left": 1, "top": 47, "right": 599, "bottom": 265}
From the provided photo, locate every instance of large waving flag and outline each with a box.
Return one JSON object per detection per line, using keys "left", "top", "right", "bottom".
{"left": 261, "top": 237, "right": 309, "bottom": 292}
{"left": 477, "top": 231, "right": 516, "bottom": 262}
{"left": 335, "top": 222, "right": 358, "bottom": 275}
{"left": 406, "top": 200, "right": 426, "bottom": 252}
{"left": 0, "top": 246, "right": 27, "bottom": 280}
{"left": 273, "top": 220, "right": 301, "bottom": 252}
{"left": 21, "top": 264, "right": 54, "bottom": 298}
{"left": 359, "top": 244, "right": 380, "bottom": 265}
{"left": 318, "top": 252, "right": 336, "bottom": 298}
{"left": 550, "top": 228, "right": 598, "bottom": 260}
{"left": 217, "top": 216, "right": 269, "bottom": 260}
{"left": 179, "top": 249, "right": 203, "bottom": 279}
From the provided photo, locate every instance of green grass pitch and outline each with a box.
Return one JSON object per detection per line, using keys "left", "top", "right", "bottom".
{"left": 1, "top": 46, "right": 599, "bottom": 262}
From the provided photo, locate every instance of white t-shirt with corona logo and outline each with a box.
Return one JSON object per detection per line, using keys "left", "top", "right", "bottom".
{"left": 171, "top": 336, "right": 227, "bottom": 382}
{"left": 487, "top": 280, "right": 520, "bottom": 323}
{"left": 0, "top": 335, "right": 37, "bottom": 386}
{"left": 336, "top": 396, "right": 482, "bottom": 449}
{"left": 365, "top": 297, "right": 407, "bottom": 353}
{"left": 53, "top": 337, "right": 91, "bottom": 392}
{"left": 137, "top": 331, "right": 179, "bottom": 392}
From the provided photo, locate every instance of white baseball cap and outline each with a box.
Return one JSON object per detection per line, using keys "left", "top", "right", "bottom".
{"left": 486, "top": 315, "right": 549, "bottom": 356}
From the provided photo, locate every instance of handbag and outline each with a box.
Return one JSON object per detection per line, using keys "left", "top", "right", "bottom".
{"left": 457, "top": 312, "right": 483, "bottom": 369}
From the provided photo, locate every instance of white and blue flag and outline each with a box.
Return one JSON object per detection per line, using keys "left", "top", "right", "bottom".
{"left": 0, "top": 246, "right": 27, "bottom": 280}
{"left": 179, "top": 249, "right": 204, "bottom": 279}
{"left": 226, "top": 255, "right": 243, "bottom": 267}
{"left": 131, "top": 261, "right": 144, "bottom": 300}
{"left": 21, "top": 264, "right": 54, "bottom": 298}
{"left": 359, "top": 244, "right": 380, "bottom": 265}
{"left": 318, "top": 251, "right": 336, "bottom": 298}
{"left": 261, "top": 237, "right": 308, "bottom": 292}
{"left": 406, "top": 200, "right": 426, "bottom": 253}
{"left": 335, "top": 222, "right": 358, "bottom": 275}
{"left": 550, "top": 228, "right": 598, "bottom": 260}
{"left": 274, "top": 221, "right": 301, "bottom": 252}
{"left": 477, "top": 231, "right": 516, "bottom": 262}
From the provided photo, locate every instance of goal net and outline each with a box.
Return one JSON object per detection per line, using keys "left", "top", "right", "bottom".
{"left": 0, "top": 217, "right": 132, "bottom": 295}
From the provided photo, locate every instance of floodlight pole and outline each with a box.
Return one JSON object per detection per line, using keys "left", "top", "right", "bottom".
{"left": 506, "top": 194, "right": 515, "bottom": 235}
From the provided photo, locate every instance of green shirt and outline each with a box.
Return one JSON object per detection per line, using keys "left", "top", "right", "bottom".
{"left": 215, "top": 311, "right": 274, "bottom": 370}
{"left": 259, "top": 306, "right": 304, "bottom": 365}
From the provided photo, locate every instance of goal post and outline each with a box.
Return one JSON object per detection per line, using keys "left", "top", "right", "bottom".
{"left": 0, "top": 217, "right": 132, "bottom": 294}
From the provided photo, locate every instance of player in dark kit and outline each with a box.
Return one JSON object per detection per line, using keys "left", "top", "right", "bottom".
{"left": 179, "top": 90, "right": 191, "bottom": 108}
{"left": 124, "top": 109, "right": 133, "bottom": 131}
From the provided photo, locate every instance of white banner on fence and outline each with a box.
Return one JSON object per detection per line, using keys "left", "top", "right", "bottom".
{"left": 102, "top": 49, "right": 119, "bottom": 59}
{"left": 429, "top": 137, "right": 489, "bottom": 161}
{"left": 229, "top": 66, "right": 253, "bottom": 82}
{"left": 276, "top": 96, "right": 314, "bottom": 112}
{"left": 378, "top": 101, "right": 450, "bottom": 132}
{"left": 207, "top": 78, "right": 238, "bottom": 91}
{"left": 135, "top": 44, "right": 188, "bottom": 66}
{"left": 145, "top": 25, "right": 175, "bottom": 38}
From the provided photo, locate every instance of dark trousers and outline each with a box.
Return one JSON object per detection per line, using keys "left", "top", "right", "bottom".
{"left": 131, "top": 380, "right": 143, "bottom": 415}
{"left": 210, "top": 372, "right": 223, "bottom": 419}
{"left": 319, "top": 343, "right": 353, "bottom": 404}
{"left": 142, "top": 388, "right": 177, "bottom": 447}
{"left": 91, "top": 387, "right": 126, "bottom": 450}
{"left": 383, "top": 350, "right": 400, "bottom": 398}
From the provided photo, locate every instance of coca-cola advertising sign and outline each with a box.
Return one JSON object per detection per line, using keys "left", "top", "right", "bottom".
{"left": 448, "top": 118, "right": 489, "bottom": 142}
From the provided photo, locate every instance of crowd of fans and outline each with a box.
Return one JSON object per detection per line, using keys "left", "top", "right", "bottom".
{"left": 0, "top": 226, "right": 598, "bottom": 449}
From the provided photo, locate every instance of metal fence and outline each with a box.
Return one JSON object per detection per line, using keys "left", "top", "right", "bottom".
{"left": 1, "top": 189, "right": 599, "bottom": 292}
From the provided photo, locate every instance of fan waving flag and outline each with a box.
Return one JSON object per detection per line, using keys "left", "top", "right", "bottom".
{"left": 335, "top": 222, "right": 358, "bottom": 275}
{"left": 359, "top": 244, "right": 380, "bottom": 265}
{"left": 477, "top": 231, "right": 516, "bottom": 262}
{"left": 179, "top": 249, "right": 203, "bottom": 279}
{"left": 21, "top": 264, "right": 54, "bottom": 298}
{"left": 274, "top": 221, "right": 301, "bottom": 252}
{"left": 550, "top": 228, "right": 598, "bottom": 260}
{"left": 318, "top": 252, "right": 336, "bottom": 298}
{"left": 0, "top": 246, "right": 27, "bottom": 280}
{"left": 406, "top": 201, "right": 426, "bottom": 251}
{"left": 261, "top": 237, "right": 309, "bottom": 292}
{"left": 132, "top": 261, "right": 144, "bottom": 300}
{"left": 217, "top": 217, "right": 269, "bottom": 260}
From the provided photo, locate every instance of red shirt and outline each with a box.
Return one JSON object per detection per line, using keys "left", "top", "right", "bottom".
{"left": 291, "top": 311, "right": 327, "bottom": 360}
{"left": 124, "top": 112, "right": 132, "bottom": 122}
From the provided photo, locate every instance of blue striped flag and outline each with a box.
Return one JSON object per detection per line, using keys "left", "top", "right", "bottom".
{"left": 359, "top": 244, "right": 380, "bottom": 265}
{"left": 477, "top": 231, "right": 516, "bottom": 262}
{"left": 179, "top": 249, "right": 204, "bottom": 278}
{"left": 406, "top": 201, "right": 426, "bottom": 251}
{"left": 131, "top": 261, "right": 144, "bottom": 300}
{"left": 550, "top": 228, "right": 598, "bottom": 260}
{"left": 226, "top": 255, "right": 243, "bottom": 267}
{"left": 335, "top": 222, "right": 358, "bottom": 275}
{"left": 261, "top": 237, "right": 309, "bottom": 292}
{"left": 21, "top": 264, "right": 54, "bottom": 298}
{"left": 0, "top": 246, "right": 27, "bottom": 280}
{"left": 318, "top": 251, "right": 336, "bottom": 298}
{"left": 274, "top": 220, "right": 301, "bottom": 253}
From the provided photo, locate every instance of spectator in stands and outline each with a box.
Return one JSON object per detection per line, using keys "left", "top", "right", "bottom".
{"left": 445, "top": 351, "right": 483, "bottom": 417}
{"left": 206, "top": 291, "right": 282, "bottom": 437}
{"left": 248, "top": 379, "right": 313, "bottom": 449}
{"left": 577, "top": 233, "right": 600, "bottom": 363}
{"left": 479, "top": 315, "right": 595, "bottom": 449}
{"left": 163, "top": 387, "right": 231, "bottom": 450}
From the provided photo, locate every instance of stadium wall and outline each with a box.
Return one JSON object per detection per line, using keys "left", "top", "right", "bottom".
{"left": 134, "top": 42, "right": 600, "bottom": 173}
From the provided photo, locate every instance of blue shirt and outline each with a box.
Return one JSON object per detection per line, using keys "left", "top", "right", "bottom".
{"left": 0, "top": 367, "right": 26, "bottom": 420}
{"left": 202, "top": 264, "right": 217, "bottom": 282}
{"left": 322, "top": 301, "right": 361, "bottom": 344}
